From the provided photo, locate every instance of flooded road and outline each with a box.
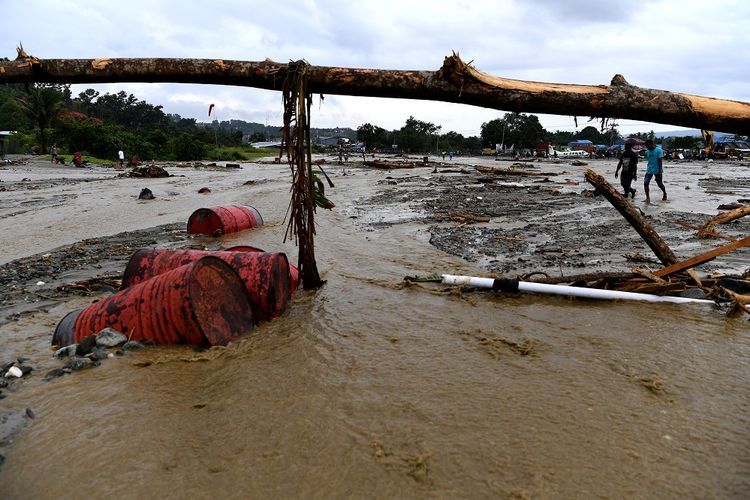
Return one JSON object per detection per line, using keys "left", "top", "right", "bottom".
{"left": 1, "top": 157, "right": 748, "bottom": 498}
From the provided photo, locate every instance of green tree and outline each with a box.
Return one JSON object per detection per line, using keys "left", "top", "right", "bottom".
{"left": 439, "top": 131, "right": 465, "bottom": 152}
{"left": 15, "top": 85, "right": 64, "bottom": 152}
{"left": 357, "top": 122, "right": 390, "bottom": 150}
{"left": 393, "top": 116, "right": 441, "bottom": 153}
{"left": 666, "top": 136, "right": 700, "bottom": 149}
{"left": 576, "top": 125, "right": 603, "bottom": 143}
{"left": 481, "top": 113, "right": 545, "bottom": 149}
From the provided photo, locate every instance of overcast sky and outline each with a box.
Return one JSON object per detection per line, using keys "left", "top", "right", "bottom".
{"left": 3, "top": 0, "right": 749, "bottom": 136}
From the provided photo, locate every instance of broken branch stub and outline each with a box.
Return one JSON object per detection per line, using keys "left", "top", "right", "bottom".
{"left": 584, "top": 168, "right": 678, "bottom": 266}
{"left": 1, "top": 51, "right": 749, "bottom": 134}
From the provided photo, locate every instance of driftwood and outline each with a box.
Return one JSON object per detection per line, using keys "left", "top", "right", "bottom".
{"left": 2, "top": 50, "right": 750, "bottom": 134}
{"left": 522, "top": 271, "right": 637, "bottom": 284}
{"left": 675, "top": 220, "right": 735, "bottom": 241}
{"left": 710, "top": 205, "right": 750, "bottom": 225}
{"left": 363, "top": 160, "right": 418, "bottom": 169}
{"left": 475, "top": 166, "right": 557, "bottom": 177}
{"left": 653, "top": 235, "right": 750, "bottom": 278}
{"left": 584, "top": 169, "right": 678, "bottom": 266}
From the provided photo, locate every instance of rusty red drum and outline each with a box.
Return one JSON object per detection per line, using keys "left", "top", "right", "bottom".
{"left": 187, "top": 205, "right": 264, "bottom": 235}
{"left": 121, "top": 248, "right": 290, "bottom": 322}
{"left": 227, "top": 245, "right": 300, "bottom": 294}
{"left": 52, "top": 256, "right": 254, "bottom": 348}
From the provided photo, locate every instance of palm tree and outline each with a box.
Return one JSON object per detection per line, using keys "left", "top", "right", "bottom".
{"left": 16, "top": 85, "right": 63, "bottom": 153}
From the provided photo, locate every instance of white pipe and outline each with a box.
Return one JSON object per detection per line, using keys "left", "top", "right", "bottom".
{"left": 440, "top": 274, "right": 714, "bottom": 305}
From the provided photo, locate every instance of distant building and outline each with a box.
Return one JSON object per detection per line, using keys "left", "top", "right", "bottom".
{"left": 568, "top": 139, "right": 595, "bottom": 153}
{"left": 250, "top": 141, "right": 282, "bottom": 149}
{"left": 0, "top": 131, "right": 18, "bottom": 159}
{"left": 315, "top": 136, "right": 349, "bottom": 148}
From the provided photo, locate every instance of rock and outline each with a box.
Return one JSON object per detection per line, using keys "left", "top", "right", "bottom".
{"left": 122, "top": 341, "right": 145, "bottom": 351}
{"left": 25, "top": 408, "right": 35, "bottom": 419}
{"left": 225, "top": 163, "right": 240, "bottom": 168}
{"left": 54, "top": 345, "right": 77, "bottom": 358}
{"left": 85, "top": 347, "right": 109, "bottom": 361}
{"left": 64, "top": 357, "right": 94, "bottom": 371}
{"left": 5, "top": 366, "right": 22, "bottom": 378}
{"left": 16, "top": 357, "right": 29, "bottom": 364}
{"left": 76, "top": 335, "right": 97, "bottom": 356}
{"left": 0, "top": 410, "right": 27, "bottom": 448}
{"left": 138, "top": 187, "right": 155, "bottom": 200}
{"left": 198, "top": 187, "right": 211, "bottom": 193}
{"left": 0, "top": 378, "right": 7, "bottom": 389}
{"left": 44, "top": 368, "right": 66, "bottom": 381}
{"left": 96, "top": 327, "right": 127, "bottom": 348}
{"left": 17, "top": 365, "right": 33, "bottom": 376}
{"left": 677, "top": 288, "right": 708, "bottom": 300}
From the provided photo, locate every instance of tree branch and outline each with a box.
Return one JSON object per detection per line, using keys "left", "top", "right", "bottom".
{"left": 1, "top": 51, "right": 749, "bottom": 134}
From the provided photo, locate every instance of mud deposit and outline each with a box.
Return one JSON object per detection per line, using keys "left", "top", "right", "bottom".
{"left": 0, "top": 156, "right": 748, "bottom": 498}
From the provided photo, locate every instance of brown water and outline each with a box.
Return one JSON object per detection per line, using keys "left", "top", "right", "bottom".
{"left": 1, "top": 158, "right": 749, "bottom": 498}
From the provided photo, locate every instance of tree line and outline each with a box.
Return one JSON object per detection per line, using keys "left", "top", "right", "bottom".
{"left": 358, "top": 113, "right": 625, "bottom": 154}
{"left": 0, "top": 83, "right": 253, "bottom": 161}
{"left": 2, "top": 83, "right": 728, "bottom": 160}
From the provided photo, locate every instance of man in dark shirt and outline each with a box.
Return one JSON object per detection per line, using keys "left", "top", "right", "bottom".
{"left": 615, "top": 143, "right": 638, "bottom": 198}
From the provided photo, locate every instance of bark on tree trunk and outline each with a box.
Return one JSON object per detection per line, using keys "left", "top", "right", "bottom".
{"left": 584, "top": 168, "right": 678, "bottom": 266}
{"left": 1, "top": 51, "right": 749, "bottom": 134}
{"left": 711, "top": 205, "right": 750, "bottom": 225}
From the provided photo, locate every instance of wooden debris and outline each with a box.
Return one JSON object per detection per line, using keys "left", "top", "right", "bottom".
{"left": 710, "top": 204, "right": 750, "bottom": 225}
{"left": 676, "top": 220, "right": 735, "bottom": 241}
{"left": 631, "top": 267, "right": 667, "bottom": 284}
{"left": 475, "top": 166, "right": 558, "bottom": 177}
{"left": 364, "top": 160, "right": 419, "bottom": 169}
{"left": 584, "top": 168, "right": 678, "bottom": 266}
{"left": 653, "top": 235, "right": 750, "bottom": 278}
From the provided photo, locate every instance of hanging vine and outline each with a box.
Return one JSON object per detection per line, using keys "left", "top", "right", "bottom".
{"left": 280, "top": 60, "right": 333, "bottom": 289}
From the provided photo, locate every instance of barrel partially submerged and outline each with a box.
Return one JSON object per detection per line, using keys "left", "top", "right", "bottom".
{"left": 122, "top": 248, "right": 290, "bottom": 322}
{"left": 187, "top": 205, "right": 263, "bottom": 235}
{"left": 226, "top": 245, "right": 300, "bottom": 294}
{"left": 53, "top": 256, "right": 255, "bottom": 348}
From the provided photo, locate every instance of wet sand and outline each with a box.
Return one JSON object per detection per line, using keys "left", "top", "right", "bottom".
{"left": 0, "top": 155, "right": 748, "bottom": 498}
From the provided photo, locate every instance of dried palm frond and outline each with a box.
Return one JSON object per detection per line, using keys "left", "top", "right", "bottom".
{"left": 280, "top": 60, "right": 330, "bottom": 289}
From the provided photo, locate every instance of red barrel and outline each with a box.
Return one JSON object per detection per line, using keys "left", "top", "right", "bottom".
{"left": 53, "top": 257, "right": 254, "bottom": 348}
{"left": 227, "top": 245, "right": 300, "bottom": 294}
{"left": 187, "top": 205, "right": 264, "bottom": 235}
{"left": 121, "top": 249, "right": 290, "bottom": 322}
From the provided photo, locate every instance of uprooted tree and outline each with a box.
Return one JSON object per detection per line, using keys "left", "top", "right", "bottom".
{"left": 3, "top": 48, "right": 749, "bottom": 288}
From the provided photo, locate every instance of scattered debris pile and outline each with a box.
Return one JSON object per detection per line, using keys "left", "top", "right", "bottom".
{"left": 364, "top": 159, "right": 424, "bottom": 169}
{"left": 122, "top": 163, "right": 170, "bottom": 178}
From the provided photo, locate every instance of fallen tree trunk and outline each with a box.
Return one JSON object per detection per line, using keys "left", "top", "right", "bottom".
{"left": 711, "top": 205, "right": 750, "bottom": 225}
{"left": 584, "top": 169, "right": 678, "bottom": 266}
{"left": 2, "top": 50, "right": 749, "bottom": 134}
{"left": 653, "top": 235, "right": 750, "bottom": 278}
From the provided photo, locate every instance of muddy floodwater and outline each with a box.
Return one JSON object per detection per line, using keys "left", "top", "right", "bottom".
{"left": 0, "top": 155, "right": 748, "bottom": 498}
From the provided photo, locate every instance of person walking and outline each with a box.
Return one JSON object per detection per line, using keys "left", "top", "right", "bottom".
{"left": 50, "top": 144, "right": 57, "bottom": 164}
{"left": 614, "top": 143, "right": 638, "bottom": 198}
{"left": 118, "top": 149, "right": 125, "bottom": 168}
{"left": 643, "top": 139, "right": 666, "bottom": 203}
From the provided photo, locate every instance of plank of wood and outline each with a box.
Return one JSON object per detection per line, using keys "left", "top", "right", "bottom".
{"left": 653, "top": 235, "right": 750, "bottom": 277}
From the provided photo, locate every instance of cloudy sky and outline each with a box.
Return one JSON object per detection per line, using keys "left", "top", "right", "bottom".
{"left": 3, "top": 0, "right": 749, "bottom": 135}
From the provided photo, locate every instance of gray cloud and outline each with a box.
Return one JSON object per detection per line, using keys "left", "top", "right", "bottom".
{"left": 2, "top": 0, "right": 748, "bottom": 134}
